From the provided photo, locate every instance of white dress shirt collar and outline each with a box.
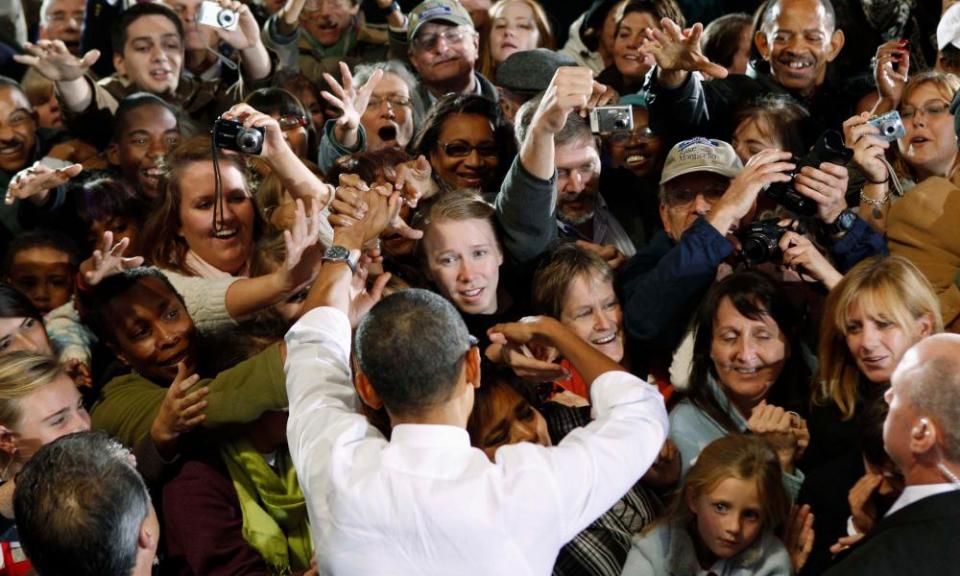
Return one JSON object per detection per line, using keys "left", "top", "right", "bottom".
{"left": 885, "top": 482, "right": 960, "bottom": 517}
{"left": 390, "top": 424, "right": 470, "bottom": 448}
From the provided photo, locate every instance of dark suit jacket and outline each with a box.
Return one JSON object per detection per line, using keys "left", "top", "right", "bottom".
{"left": 823, "top": 489, "right": 960, "bottom": 576}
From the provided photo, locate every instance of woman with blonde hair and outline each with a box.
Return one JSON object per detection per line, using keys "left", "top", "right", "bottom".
{"left": 844, "top": 69, "right": 960, "bottom": 331}
{"left": 800, "top": 255, "right": 941, "bottom": 574}
{"left": 478, "top": 0, "right": 554, "bottom": 80}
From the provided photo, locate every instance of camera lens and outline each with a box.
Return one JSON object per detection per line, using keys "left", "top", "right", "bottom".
{"left": 236, "top": 128, "right": 263, "bottom": 154}
{"left": 883, "top": 123, "right": 896, "bottom": 136}
{"left": 613, "top": 114, "right": 629, "bottom": 129}
{"left": 217, "top": 8, "right": 237, "bottom": 27}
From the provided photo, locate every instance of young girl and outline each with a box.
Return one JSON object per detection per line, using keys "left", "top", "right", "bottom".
{"left": 622, "top": 435, "right": 794, "bottom": 576}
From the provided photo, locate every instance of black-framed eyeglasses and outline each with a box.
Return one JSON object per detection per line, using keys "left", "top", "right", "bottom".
{"left": 412, "top": 27, "right": 470, "bottom": 52}
{"left": 607, "top": 126, "right": 656, "bottom": 145}
{"left": 438, "top": 140, "right": 499, "bottom": 158}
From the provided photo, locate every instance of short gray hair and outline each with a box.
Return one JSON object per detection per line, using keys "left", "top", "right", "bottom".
{"left": 903, "top": 351, "right": 960, "bottom": 462}
{"left": 353, "top": 60, "right": 424, "bottom": 130}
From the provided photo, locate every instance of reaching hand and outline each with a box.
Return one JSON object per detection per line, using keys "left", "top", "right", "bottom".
{"left": 532, "top": 66, "right": 597, "bottom": 135}
{"left": 5, "top": 161, "right": 82, "bottom": 206}
{"left": 150, "top": 362, "right": 208, "bottom": 450}
{"left": 80, "top": 231, "right": 145, "bottom": 286}
{"left": 784, "top": 504, "right": 815, "bottom": 573}
{"left": 281, "top": 198, "right": 324, "bottom": 291}
{"left": 848, "top": 472, "right": 883, "bottom": 534}
{"left": 710, "top": 149, "right": 794, "bottom": 234}
{"left": 642, "top": 439, "right": 682, "bottom": 488}
{"left": 322, "top": 62, "right": 383, "bottom": 138}
{"left": 65, "top": 358, "right": 93, "bottom": 389}
{"left": 747, "top": 401, "right": 804, "bottom": 472}
{"left": 488, "top": 315, "right": 562, "bottom": 350}
{"left": 576, "top": 240, "right": 627, "bottom": 270}
{"left": 874, "top": 40, "right": 909, "bottom": 106}
{"left": 209, "top": 0, "right": 262, "bottom": 51}
{"left": 486, "top": 316, "right": 566, "bottom": 382}
{"left": 642, "top": 18, "right": 728, "bottom": 82}
{"left": 14, "top": 40, "right": 99, "bottom": 82}
{"left": 348, "top": 251, "right": 391, "bottom": 328}
{"left": 390, "top": 155, "right": 434, "bottom": 208}
{"left": 277, "top": 0, "right": 309, "bottom": 33}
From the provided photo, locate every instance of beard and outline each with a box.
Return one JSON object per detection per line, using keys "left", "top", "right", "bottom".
{"left": 557, "top": 192, "right": 598, "bottom": 226}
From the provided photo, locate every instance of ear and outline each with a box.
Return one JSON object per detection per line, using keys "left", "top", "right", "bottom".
{"left": 825, "top": 30, "right": 844, "bottom": 63}
{"left": 355, "top": 371, "right": 384, "bottom": 410}
{"left": 348, "top": 1, "right": 360, "bottom": 16}
{"left": 107, "top": 143, "right": 120, "bottom": 166}
{"left": 917, "top": 313, "right": 935, "bottom": 338}
{"left": 137, "top": 509, "right": 158, "bottom": 555}
{"left": 754, "top": 30, "right": 770, "bottom": 61}
{"left": 685, "top": 489, "right": 698, "bottom": 515}
{"left": 113, "top": 52, "right": 126, "bottom": 77}
{"left": 465, "top": 345, "right": 481, "bottom": 390}
{"left": 0, "top": 425, "right": 16, "bottom": 458}
{"left": 910, "top": 417, "right": 939, "bottom": 456}
{"left": 659, "top": 203, "right": 673, "bottom": 236}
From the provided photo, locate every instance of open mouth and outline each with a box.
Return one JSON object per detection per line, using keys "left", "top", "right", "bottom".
{"left": 625, "top": 153, "right": 649, "bottom": 166}
{"left": 592, "top": 333, "right": 618, "bottom": 346}
{"left": 779, "top": 57, "right": 814, "bottom": 72}
{"left": 212, "top": 227, "right": 239, "bottom": 239}
{"left": 377, "top": 125, "right": 397, "bottom": 142}
{"left": 149, "top": 69, "right": 172, "bottom": 81}
{"left": 459, "top": 287, "right": 484, "bottom": 301}
{"left": 0, "top": 142, "right": 23, "bottom": 156}
{"left": 910, "top": 136, "right": 930, "bottom": 145}
{"left": 161, "top": 348, "right": 190, "bottom": 367}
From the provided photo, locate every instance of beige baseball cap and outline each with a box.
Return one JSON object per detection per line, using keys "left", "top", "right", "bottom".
{"left": 659, "top": 137, "right": 743, "bottom": 185}
{"left": 407, "top": 0, "right": 473, "bottom": 42}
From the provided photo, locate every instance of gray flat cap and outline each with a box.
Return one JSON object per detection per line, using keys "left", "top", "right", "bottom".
{"left": 496, "top": 48, "right": 577, "bottom": 97}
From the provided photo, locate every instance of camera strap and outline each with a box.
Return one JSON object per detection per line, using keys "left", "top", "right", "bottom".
{"left": 211, "top": 132, "right": 226, "bottom": 233}
{"left": 880, "top": 157, "right": 904, "bottom": 197}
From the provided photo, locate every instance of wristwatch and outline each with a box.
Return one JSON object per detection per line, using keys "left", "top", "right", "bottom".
{"left": 826, "top": 209, "right": 857, "bottom": 237}
{"left": 322, "top": 245, "right": 358, "bottom": 272}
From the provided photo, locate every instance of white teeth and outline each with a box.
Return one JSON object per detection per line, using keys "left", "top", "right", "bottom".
{"left": 787, "top": 61, "right": 811, "bottom": 69}
{"left": 593, "top": 334, "right": 616, "bottom": 345}
{"left": 0, "top": 146, "right": 19, "bottom": 154}
{"left": 461, "top": 288, "right": 482, "bottom": 297}
{"left": 734, "top": 367, "right": 758, "bottom": 374}
{"left": 626, "top": 154, "right": 647, "bottom": 163}
{"left": 213, "top": 228, "right": 237, "bottom": 238}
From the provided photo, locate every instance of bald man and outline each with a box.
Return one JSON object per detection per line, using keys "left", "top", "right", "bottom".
{"left": 824, "top": 334, "right": 960, "bottom": 576}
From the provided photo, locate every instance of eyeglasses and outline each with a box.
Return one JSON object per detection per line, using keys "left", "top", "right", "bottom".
{"left": 278, "top": 115, "right": 307, "bottom": 130}
{"left": 664, "top": 184, "right": 728, "bottom": 206}
{"left": 900, "top": 101, "right": 950, "bottom": 122}
{"left": 607, "top": 126, "right": 656, "bottom": 146}
{"left": 412, "top": 27, "right": 470, "bottom": 52}
{"left": 437, "top": 140, "right": 498, "bottom": 158}
{"left": 302, "top": 0, "right": 350, "bottom": 13}
{"left": 367, "top": 95, "right": 412, "bottom": 109}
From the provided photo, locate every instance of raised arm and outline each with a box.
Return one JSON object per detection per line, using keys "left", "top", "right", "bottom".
{"left": 14, "top": 40, "right": 98, "bottom": 113}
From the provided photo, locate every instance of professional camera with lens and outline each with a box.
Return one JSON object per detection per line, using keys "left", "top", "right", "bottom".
{"left": 196, "top": 0, "right": 238, "bottom": 30}
{"left": 765, "top": 129, "right": 853, "bottom": 216}
{"left": 866, "top": 110, "right": 905, "bottom": 142}
{"left": 212, "top": 118, "right": 264, "bottom": 155}
{"left": 589, "top": 105, "right": 634, "bottom": 134}
{"left": 738, "top": 218, "right": 790, "bottom": 266}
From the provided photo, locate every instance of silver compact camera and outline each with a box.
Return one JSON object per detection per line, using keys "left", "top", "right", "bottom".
{"left": 866, "top": 110, "right": 906, "bottom": 142}
{"left": 196, "top": 0, "right": 239, "bottom": 31}
{"left": 589, "top": 105, "right": 634, "bottom": 134}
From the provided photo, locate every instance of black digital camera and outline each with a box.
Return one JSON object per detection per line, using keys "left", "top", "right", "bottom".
{"left": 738, "top": 218, "right": 790, "bottom": 266}
{"left": 765, "top": 130, "right": 852, "bottom": 216}
{"left": 212, "top": 118, "right": 264, "bottom": 155}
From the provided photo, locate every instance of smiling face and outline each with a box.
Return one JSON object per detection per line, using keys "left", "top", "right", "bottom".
{"left": 607, "top": 107, "right": 663, "bottom": 179}
{"left": 300, "top": 0, "right": 359, "bottom": 47}
{"left": 688, "top": 476, "right": 764, "bottom": 563}
{"left": 422, "top": 218, "right": 503, "bottom": 315}
{"left": 409, "top": 23, "right": 479, "bottom": 91}
{"left": 114, "top": 15, "right": 184, "bottom": 96}
{"left": 429, "top": 112, "right": 499, "bottom": 190}
{"left": 361, "top": 72, "right": 415, "bottom": 151}
{"left": 472, "top": 381, "right": 551, "bottom": 461}
{"left": 0, "top": 86, "right": 37, "bottom": 174}
{"left": 489, "top": 1, "right": 541, "bottom": 64}
{"left": 176, "top": 161, "right": 255, "bottom": 275}
{"left": 105, "top": 275, "right": 197, "bottom": 384}
{"left": 560, "top": 271, "right": 624, "bottom": 363}
{"left": 659, "top": 172, "right": 730, "bottom": 241}
{"left": 8, "top": 247, "right": 74, "bottom": 314}
{"left": 711, "top": 297, "right": 788, "bottom": 413}
{"left": 0, "top": 317, "right": 51, "bottom": 355}
{"left": 109, "top": 103, "right": 181, "bottom": 198}
{"left": 897, "top": 82, "right": 959, "bottom": 179}
{"left": 1, "top": 374, "right": 90, "bottom": 467}
{"left": 613, "top": 11, "right": 657, "bottom": 81}
{"left": 756, "top": 0, "right": 842, "bottom": 96}
{"left": 167, "top": 0, "right": 219, "bottom": 52}
{"left": 555, "top": 136, "right": 601, "bottom": 227}
{"left": 844, "top": 298, "right": 931, "bottom": 384}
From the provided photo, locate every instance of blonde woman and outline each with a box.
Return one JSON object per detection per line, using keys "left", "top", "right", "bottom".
{"left": 801, "top": 255, "right": 941, "bottom": 574}
{"left": 844, "top": 70, "right": 960, "bottom": 331}
{"left": 478, "top": 0, "right": 554, "bottom": 79}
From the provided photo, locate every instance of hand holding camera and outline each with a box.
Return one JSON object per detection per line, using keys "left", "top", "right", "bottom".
{"left": 843, "top": 112, "right": 893, "bottom": 184}
{"left": 778, "top": 229, "right": 843, "bottom": 289}
{"left": 218, "top": 103, "right": 289, "bottom": 159}
{"left": 764, "top": 130, "right": 852, "bottom": 218}
{"left": 197, "top": 0, "right": 263, "bottom": 53}
{"left": 533, "top": 67, "right": 600, "bottom": 135}
{"left": 708, "top": 149, "right": 794, "bottom": 236}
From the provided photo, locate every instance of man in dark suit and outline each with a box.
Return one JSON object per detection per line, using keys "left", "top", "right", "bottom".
{"left": 825, "top": 333, "right": 960, "bottom": 576}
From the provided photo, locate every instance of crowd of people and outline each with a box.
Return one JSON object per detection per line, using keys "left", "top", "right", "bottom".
{"left": 0, "top": 0, "right": 958, "bottom": 573}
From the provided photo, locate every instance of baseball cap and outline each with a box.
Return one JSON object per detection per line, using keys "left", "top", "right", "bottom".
{"left": 407, "top": 0, "right": 473, "bottom": 43}
{"left": 496, "top": 49, "right": 576, "bottom": 97}
{"left": 939, "top": 3, "right": 960, "bottom": 50}
{"left": 659, "top": 137, "right": 742, "bottom": 185}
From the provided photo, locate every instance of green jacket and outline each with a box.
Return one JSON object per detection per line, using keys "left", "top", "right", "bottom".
{"left": 91, "top": 343, "right": 286, "bottom": 449}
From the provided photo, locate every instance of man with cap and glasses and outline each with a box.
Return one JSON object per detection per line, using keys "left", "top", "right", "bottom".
{"left": 285, "top": 178, "right": 668, "bottom": 575}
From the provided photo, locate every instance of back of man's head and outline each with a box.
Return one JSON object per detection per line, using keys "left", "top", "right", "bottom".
{"left": 14, "top": 431, "right": 154, "bottom": 576}
{"left": 898, "top": 335, "right": 960, "bottom": 464}
{"left": 356, "top": 288, "right": 473, "bottom": 417}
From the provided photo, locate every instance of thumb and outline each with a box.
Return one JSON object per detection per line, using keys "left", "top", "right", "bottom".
{"left": 80, "top": 49, "right": 100, "bottom": 68}
{"left": 394, "top": 220, "right": 424, "bottom": 240}
{"left": 699, "top": 59, "right": 729, "bottom": 79}
{"left": 369, "top": 271, "right": 391, "bottom": 301}
{"left": 60, "top": 163, "right": 83, "bottom": 179}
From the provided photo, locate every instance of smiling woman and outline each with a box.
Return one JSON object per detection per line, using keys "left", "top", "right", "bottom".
{"left": 142, "top": 136, "right": 264, "bottom": 278}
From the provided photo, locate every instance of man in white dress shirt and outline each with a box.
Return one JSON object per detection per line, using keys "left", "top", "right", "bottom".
{"left": 824, "top": 333, "right": 960, "bottom": 576}
{"left": 283, "top": 184, "right": 668, "bottom": 575}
